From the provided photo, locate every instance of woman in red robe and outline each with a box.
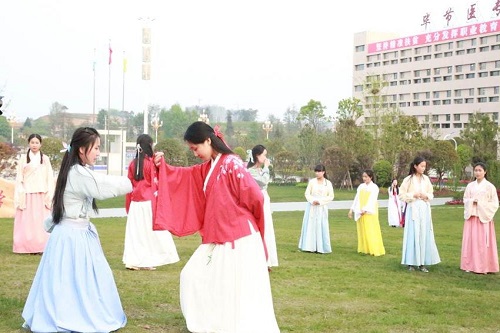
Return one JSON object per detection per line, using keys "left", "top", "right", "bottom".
{"left": 154, "top": 121, "right": 280, "bottom": 333}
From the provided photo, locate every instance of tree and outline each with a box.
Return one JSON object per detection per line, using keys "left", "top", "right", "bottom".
{"left": 233, "top": 146, "right": 247, "bottom": 162}
{"left": 297, "top": 126, "right": 321, "bottom": 170}
{"left": 0, "top": 141, "right": 16, "bottom": 169}
{"left": 273, "top": 150, "right": 297, "bottom": 183}
{"left": 282, "top": 107, "right": 301, "bottom": 134}
{"left": 297, "top": 99, "right": 329, "bottom": 132}
{"left": 337, "top": 97, "right": 362, "bottom": 121}
{"left": 461, "top": 112, "right": 499, "bottom": 163}
{"left": 429, "top": 140, "right": 459, "bottom": 189}
{"left": 456, "top": 144, "right": 473, "bottom": 180}
{"left": 0, "top": 116, "right": 11, "bottom": 140}
{"left": 225, "top": 111, "right": 234, "bottom": 138}
{"left": 373, "top": 160, "right": 393, "bottom": 187}
{"left": 162, "top": 104, "right": 198, "bottom": 140}
{"left": 155, "top": 138, "right": 188, "bottom": 166}
{"left": 48, "top": 102, "right": 70, "bottom": 141}
{"left": 41, "top": 137, "right": 64, "bottom": 171}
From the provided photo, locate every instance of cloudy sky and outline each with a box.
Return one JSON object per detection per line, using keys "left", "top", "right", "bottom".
{"left": 0, "top": 0, "right": 496, "bottom": 123}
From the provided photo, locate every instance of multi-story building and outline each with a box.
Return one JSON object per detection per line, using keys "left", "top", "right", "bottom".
{"left": 352, "top": 18, "right": 500, "bottom": 138}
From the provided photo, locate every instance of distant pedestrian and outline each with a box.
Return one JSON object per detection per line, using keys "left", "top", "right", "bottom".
{"left": 298, "top": 164, "right": 334, "bottom": 254}
{"left": 348, "top": 170, "right": 385, "bottom": 256}
{"left": 400, "top": 156, "right": 441, "bottom": 273}
{"left": 388, "top": 178, "right": 404, "bottom": 227}
{"left": 460, "top": 162, "right": 499, "bottom": 274}
{"left": 247, "top": 144, "right": 279, "bottom": 268}
{"left": 13, "top": 134, "right": 54, "bottom": 254}
{"left": 123, "top": 134, "right": 179, "bottom": 271}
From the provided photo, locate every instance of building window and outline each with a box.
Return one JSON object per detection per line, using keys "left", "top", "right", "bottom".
{"left": 374, "top": 62, "right": 380, "bottom": 67}
{"left": 446, "top": 90, "right": 452, "bottom": 97}
{"left": 469, "top": 88, "right": 474, "bottom": 96}
{"left": 455, "top": 90, "right": 462, "bottom": 97}
{"left": 391, "top": 59, "right": 398, "bottom": 64}
{"left": 443, "top": 99, "right": 451, "bottom": 105}
{"left": 413, "top": 93, "right": 420, "bottom": 99}
{"left": 454, "top": 123, "right": 463, "bottom": 128}
{"left": 414, "top": 56, "right": 422, "bottom": 61}
{"left": 454, "top": 98, "right": 464, "bottom": 104}
{"left": 424, "top": 54, "right": 431, "bottom": 60}
{"left": 454, "top": 114, "right": 461, "bottom": 121}
{"left": 355, "top": 64, "right": 365, "bottom": 71}
{"left": 478, "top": 97, "right": 487, "bottom": 103}
{"left": 413, "top": 78, "right": 421, "bottom": 84}
{"left": 490, "top": 70, "right": 500, "bottom": 76}
{"left": 480, "top": 46, "right": 489, "bottom": 52}
{"left": 457, "top": 40, "right": 464, "bottom": 48}
{"left": 390, "top": 81, "right": 397, "bottom": 86}
{"left": 443, "top": 75, "right": 452, "bottom": 81}
{"left": 455, "top": 74, "right": 464, "bottom": 80}
{"left": 434, "top": 68, "right": 441, "bottom": 75}
{"left": 425, "top": 92, "right": 431, "bottom": 98}
{"left": 495, "top": 60, "right": 500, "bottom": 68}
{"left": 456, "top": 50, "right": 465, "bottom": 55}
{"left": 435, "top": 44, "right": 442, "bottom": 51}
{"left": 432, "top": 115, "right": 439, "bottom": 121}
{"left": 434, "top": 77, "right": 442, "bottom": 82}
{"left": 479, "top": 72, "right": 488, "bottom": 78}
{"left": 479, "top": 62, "right": 487, "bottom": 70}
{"left": 456, "top": 65, "right": 463, "bottom": 72}
{"left": 442, "top": 123, "right": 450, "bottom": 128}
{"left": 401, "top": 58, "right": 409, "bottom": 63}
{"left": 383, "top": 60, "right": 390, "bottom": 66}
{"left": 354, "top": 85, "right": 363, "bottom": 92}
{"left": 444, "top": 51, "right": 453, "bottom": 57}
{"left": 492, "top": 45, "right": 500, "bottom": 50}
{"left": 478, "top": 88, "right": 486, "bottom": 95}
{"left": 494, "top": 86, "right": 499, "bottom": 94}
{"left": 433, "top": 91, "right": 440, "bottom": 98}
{"left": 466, "top": 73, "right": 475, "bottom": 79}
{"left": 467, "top": 48, "right": 476, "bottom": 54}
{"left": 422, "top": 101, "right": 430, "bottom": 106}
{"left": 489, "top": 96, "right": 500, "bottom": 102}
{"left": 423, "top": 78, "right": 431, "bottom": 83}
{"left": 433, "top": 100, "right": 441, "bottom": 105}
{"left": 413, "top": 101, "right": 421, "bottom": 106}
{"left": 355, "top": 45, "right": 365, "bottom": 52}
{"left": 445, "top": 114, "right": 451, "bottom": 121}
{"left": 426, "top": 69, "right": 431, "bottom": 76}
{"left": 470, "top": 38, "right": 477, "bottom": 46}
{"left": 414, "top": 70, "right": 420, "bottom": 77}
{"left": 480, "top": 36, "right": 488, "bottom": 44}
{"left": 465, "top": 98, "right": 474, "bottom": 103}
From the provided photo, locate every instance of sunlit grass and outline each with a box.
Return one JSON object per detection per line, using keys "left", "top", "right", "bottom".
{"left": 1, "top": 205, "right": 499, "bottom": 332}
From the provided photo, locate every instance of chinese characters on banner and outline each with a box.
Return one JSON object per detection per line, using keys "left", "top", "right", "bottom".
{"left": 368, "top": 19, "right": 499, "bottom": 54}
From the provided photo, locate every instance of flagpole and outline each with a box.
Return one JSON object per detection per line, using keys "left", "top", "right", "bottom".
{"left": 121, "top": 51, "right": 126, "bottom": 176}
{"left": 107, "top": 39, "right": 112, "bottom": 175}
{"left": 92, "top": 48, "right": 96, "bottom": 126}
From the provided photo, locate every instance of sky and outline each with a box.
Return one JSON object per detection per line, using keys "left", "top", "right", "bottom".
{"left": 0, "top": 0, "right": 497, "bottom": 123}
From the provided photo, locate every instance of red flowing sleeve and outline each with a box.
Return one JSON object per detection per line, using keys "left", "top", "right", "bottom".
{"left": 153, "top": 159, "right": 206, "bottom": 236}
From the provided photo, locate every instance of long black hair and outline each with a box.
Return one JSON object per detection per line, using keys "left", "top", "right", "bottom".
{"left": 390, "top": 178, "right": 399, "bottom": 195}
{"left": 52, "top": 127, "right": 100, "bottom": 224}
{"left": 26, "top": 134, "right": 44, "bottom": 164}
{"left": 247, "top": 144, "right": 266, "bottom": 168}
{"left": 184, "top": 121, "right": 233, "bottom": 155}
{"left": 133, "top": 134, "right": 154, "bottom": 181}
{"left": 408, "top": 156, "right": 426, "bottom": 176}
{"left": 314, "top": 164, "right": 329, "bottom": 180}
{"left": 364, "top": 169, "right": 375, "bottom": 182}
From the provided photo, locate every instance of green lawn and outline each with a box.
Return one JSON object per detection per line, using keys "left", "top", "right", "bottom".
{"left": 1, "top": 206, "right": 499, "bottom": 332}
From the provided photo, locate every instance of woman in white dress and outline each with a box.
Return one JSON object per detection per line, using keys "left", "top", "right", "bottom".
{"left": 123, "top": 134, "right": 179, "bottom": 270}
{"left": 298, "top": 164, "right": 335, "bottom": 254}
{"left": 247, "top": 144, "right": 279, "bottom": 268}
{"left": 22, "top": 127, "right": 132, "bottom": 333}
{"left": 388, "top": 178, "right": 403, "bottom": 227}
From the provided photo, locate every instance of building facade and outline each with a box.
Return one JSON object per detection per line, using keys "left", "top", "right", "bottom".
{"left": 352, "top": 19, "right": 500, "bottom": 139}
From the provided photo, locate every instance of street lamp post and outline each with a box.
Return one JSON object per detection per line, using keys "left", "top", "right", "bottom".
{"left": 262, "top": 120, "right": 273, "bottom": 140}
{"left": 443, "top": 133, "right": 457, "bottom": 150}
{"left": 198, "top": 109, "right": 209, "bottom": 124}
{"left": 7, "top": 113, "right": 16, "bottom": 144}
{"left": 151, "top": 113, "right": 163, "bottom": 144}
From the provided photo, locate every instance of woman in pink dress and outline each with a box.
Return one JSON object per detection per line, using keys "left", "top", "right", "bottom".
{"left": 460, "top": 162, "right": 499, "bottom": 274}
{"left": 13, "top": 134, "right": 54, "bottom": 254}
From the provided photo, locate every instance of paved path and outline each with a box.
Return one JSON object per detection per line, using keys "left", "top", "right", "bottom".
{"left": 92, "top": 197, "right": 453, "bottom": 218}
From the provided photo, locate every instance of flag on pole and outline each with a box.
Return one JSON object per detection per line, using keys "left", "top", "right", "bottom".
{"left": 108, "top": 41, "right": 113, "bottom": 65}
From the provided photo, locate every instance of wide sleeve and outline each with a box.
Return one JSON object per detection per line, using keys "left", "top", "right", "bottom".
{"left": 351, "top": 185, "right": 362, "bottom": 221}
{"left": 76, "top": 166, "right": 132, "bottom": 200}
{"left": 362, "top": 183, "right": 379, "bottom": 214}
{"left": 43, "top": 155, "right": 55, "bottom": 209}
{"left": 399, "top": 176, "right": 414, "bottom": 203}
{"left": 304, "top": 180, "right": 315, "bottom": 203}
{"left": 423, "top": 175, "right": 434, "bottom": 201}
{"left": 477, "top": 181, "right": 499, "bottom": 223}
{"left": 14, "top": 156, "right": 26, "bottom": 210}
{"left": 249, "top": 167, "right": 270, "bottom": 189}
{"left": 463, "top": 182, "right": 475, "bottom": 220}
{"left": 317, "top": 180, "right": 334, "bottom": 206}
{"left": 125, "top": 161, "right": 134, "bottom": 214}
{"left": 154, "top": 159, "right": 206, "bottom": 236}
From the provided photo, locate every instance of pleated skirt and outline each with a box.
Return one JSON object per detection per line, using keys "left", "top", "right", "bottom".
{"left": 123, "top": 200, "right": 180, "bottom": 268}
{"left": 180, "top": 223, "right": 280, "bottom": 333}
{"left": 13, "top": 193, "right": 50, "bottom": 253}
{"left": 460, "top": 216, "right": 499, "bottom": 274}
{"left": 298, "top": 204, "right": 332, "bottom": 253}
{"left": 22, "top": 219, "right": 126, "bottom": 333}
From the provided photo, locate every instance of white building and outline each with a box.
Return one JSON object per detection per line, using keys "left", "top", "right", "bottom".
{"left": 352, "top": 17, "right": 500, "bottom": 139}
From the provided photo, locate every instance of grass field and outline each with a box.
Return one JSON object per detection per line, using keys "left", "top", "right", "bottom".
{"left": 1, "top": 205, "right": 499, "bottom": 333}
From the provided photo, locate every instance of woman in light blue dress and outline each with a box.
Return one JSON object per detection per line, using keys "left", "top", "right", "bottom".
{"left": 298, "top": 164, "right": 334, "bottom": 253}
{"left": 400, "top": 156, "right": 441, "bottom": 273}
{"left": 22, "top": 127, "right": 132, "bottom": 333}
